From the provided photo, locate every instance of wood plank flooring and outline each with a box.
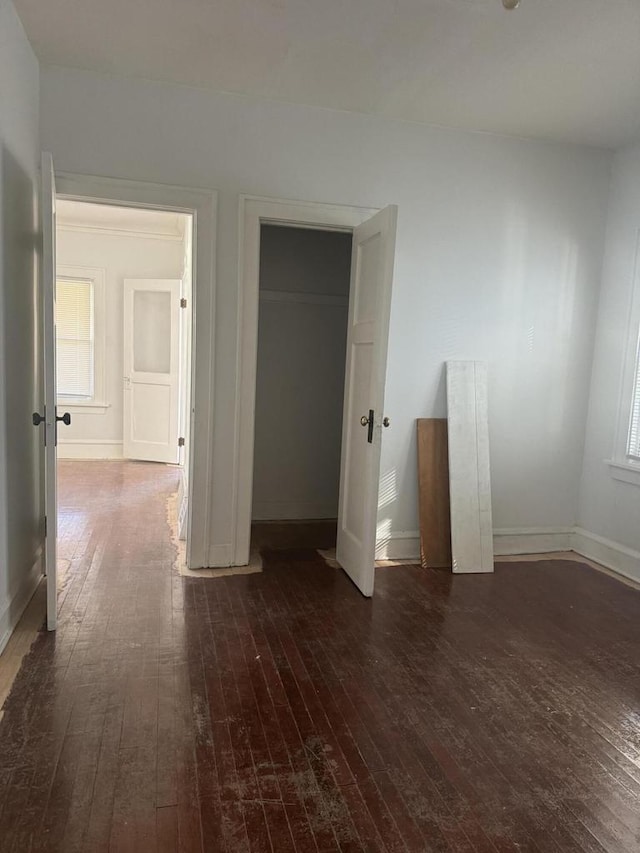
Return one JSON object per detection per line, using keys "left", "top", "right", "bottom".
{"left": 0, "top": 460, "right": 639, "bottom": 852}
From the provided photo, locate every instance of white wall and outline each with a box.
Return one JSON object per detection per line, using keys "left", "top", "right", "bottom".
{"left": 577, "top": 144, "right": 640, "bottom": 582}
{"left": 40, "top": 66, "right": 612, "bottom": 563}
{"left": 56, "top": 225, "right": 184, "bottom": 458}
{"left": 0, "top": 0, "right": 42, "bottom": 649}
{"left": 252, "top": 225, "right": 350, "bottom": 521}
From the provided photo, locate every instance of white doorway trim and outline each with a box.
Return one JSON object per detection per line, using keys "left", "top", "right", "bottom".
{"left": 233, "top": 196, "right": 378, "bottom": 567}
{"left": 55, "top": 172, "right": 217, "bottom": 569}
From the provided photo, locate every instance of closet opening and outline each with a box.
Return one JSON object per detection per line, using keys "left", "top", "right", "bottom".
{"left": 250, "top": 224, "right": 352, "bottom": 556}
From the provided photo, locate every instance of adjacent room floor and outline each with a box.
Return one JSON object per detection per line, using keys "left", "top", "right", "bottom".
{"left": 0, "top": 461, "right": 639, "bottom": 852}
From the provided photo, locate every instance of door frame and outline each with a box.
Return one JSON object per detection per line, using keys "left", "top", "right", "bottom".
{"left": 54, "top": 172, "right": 217, "bottom": 569}
{"left": 233, "top": 196, "right": 379, "bottom": 566}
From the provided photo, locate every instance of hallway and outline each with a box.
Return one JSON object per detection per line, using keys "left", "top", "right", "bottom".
{"left": 0, "top": 461, "right": 639, "bottom": 851}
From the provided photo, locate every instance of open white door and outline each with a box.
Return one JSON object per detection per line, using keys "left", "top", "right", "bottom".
{"left": 336, "top": 205, "right": 398, "bottom": 597}
{"left": 123, "top": 278, "right": 181, "bottom": 463}
{"left": 40, "top": 153, "right": 58, "bottom": 631}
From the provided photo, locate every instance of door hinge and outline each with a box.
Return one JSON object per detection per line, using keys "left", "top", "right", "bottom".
{"left": 44, "top": 515, "right": 47, "bottom": 537}
{"left": 178, "top": 437, "right": 185, "bottom": 447}
{"left": 180, "top": 297, "right": 187, "bottom": 308}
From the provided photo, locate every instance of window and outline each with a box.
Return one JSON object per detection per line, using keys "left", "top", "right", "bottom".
{"left": 55, "top": 265, "right": 106, "bottom": 408}
{"left": 56, "top": 278, "right": 94, "bottom": 399}
{"left": 627, "top": 337, "right": 640, "bottom": 461}
{"left": 609, "top": 238, "right": 640, "bottom": 484}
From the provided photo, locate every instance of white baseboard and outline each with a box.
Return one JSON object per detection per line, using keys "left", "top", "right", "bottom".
{"left": 375, "top": 527, "right": 574, "bottom": 562}
{"left": 57, "top": 440, "right": 123, "bottom": 459}
{"left": 571, "top": 527, "right": 640, "bottom": 586}
{"left": 375, "top": 532, "right": 420, "bottom": 561}
{"left": 376, "top": 526, "right": 640, "bottom": 588}
{"left": 493, "top": 527, "right": 573, "bottom": 556}
{"left": 0, "top": 546, "right": 44, "bottom": 656}
{"left": 203, "top": 525, "right": 639, "bottom": 586}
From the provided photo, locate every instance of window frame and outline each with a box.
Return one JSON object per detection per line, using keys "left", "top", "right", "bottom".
{"left": 56, "top": 264, "right": 107, "bottom": 412}
{"left": 609, "top": 232, "right": 640, "bottom": 485}
{"left": 627, "top": 334, "right": 640, "bottom": 462}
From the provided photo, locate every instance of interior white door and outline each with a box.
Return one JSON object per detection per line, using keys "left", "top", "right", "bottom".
{"left": 123, "top": 278, "right": 181, "bottom": 463}
{"left": 41, "top": 152, "right": 58, "bottom": 631}
{"left": 336, "top": 205, "right": 398, "bottom": 597}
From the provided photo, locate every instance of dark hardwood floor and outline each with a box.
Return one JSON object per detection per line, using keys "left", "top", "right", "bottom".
{"left": 0, "top": 460, "right": 639, "bottom": 852}
{"left": 251, "top": 520, "right": 337, "bottom": 552}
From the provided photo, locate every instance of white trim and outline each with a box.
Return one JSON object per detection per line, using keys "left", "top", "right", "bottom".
{"left": 55, "top": 172, "right": 217, "bottom": 569}
{"left": 572, "top": 527, "right": 640, "bottom": 585}
{"left": 493, "top": 527, "right": 573, "bottom": 555}
{"left": 376, "top": 526, "right": 640, "bottom": 588}
{"left": 375, "top": 527, "right": 574, "bottom": 562}
{"left": 57, "top": 222, "right": 184, "bottom": 242}
{"left": 197, "top": 520, "right": 640, "bottom": 590}
{"left": 375, "top": 531, "right": 420, "bottom": 561}
{"left": 57, "top": 439, "right": 123, "bottom": 460}
{"left": 233, "top": 196, "right": 378, "bottom": 567}
{"left": 606, "top": 458, "right": 640, "bottom": 486}
{"left": 0, "top": 548, "right": 43, "bottom": 656}
{"left": 59, "top": 401, "right": 110, "bottom": 414}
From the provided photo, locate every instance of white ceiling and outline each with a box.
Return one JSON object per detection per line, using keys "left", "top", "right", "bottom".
{"left": 15, "top": 0, "right": 640, "bottom": 149}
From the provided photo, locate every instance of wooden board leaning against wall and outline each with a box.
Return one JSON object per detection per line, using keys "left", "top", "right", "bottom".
{"left": 417, "top": 418, "right": 452, "bottom": 569}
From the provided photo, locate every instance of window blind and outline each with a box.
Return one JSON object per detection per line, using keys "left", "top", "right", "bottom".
{"left": 628, "top": 339, "right": 640, "bottom": 461}
{"left": 56, "top": 278, "right": 94, "bottom": 398}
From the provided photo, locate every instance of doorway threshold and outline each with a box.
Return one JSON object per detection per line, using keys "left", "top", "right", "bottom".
{"left": 168, "top": 492, "right": 263, "bottom": 577}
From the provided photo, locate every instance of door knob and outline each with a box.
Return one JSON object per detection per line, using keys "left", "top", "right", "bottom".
{"left": 56, "top": 412, "right": 71, "bottom": 426}
{"left": 32, "top": 412, "right": 45, "bottom": 426}
{"left": 360, "top": 409, "right": 375, "bottom": 444}
{"left": 383, "top": 417, "right": 390, "bottom": 428}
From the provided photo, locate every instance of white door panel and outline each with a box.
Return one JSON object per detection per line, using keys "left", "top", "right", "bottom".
{"left": 131, "top": 385, "right": 172, "bottom": 443}
{"left": 41, "top": 152, "right": 58, "bottom": 631}
{"left": 123, "top": 279, "right": 181, "bottom": 463}
{"left": 336, "top": 206, "right": 397, "bottom": 597}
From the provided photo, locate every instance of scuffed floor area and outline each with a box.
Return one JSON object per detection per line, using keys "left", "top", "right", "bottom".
{"left": 0, "top": 460, "right": 639, "bottom": 851}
